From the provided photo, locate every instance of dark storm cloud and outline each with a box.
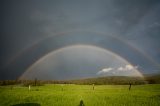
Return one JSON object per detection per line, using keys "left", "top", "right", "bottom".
{"left": 0, "top": 0, "right": 160, "bottom": 79}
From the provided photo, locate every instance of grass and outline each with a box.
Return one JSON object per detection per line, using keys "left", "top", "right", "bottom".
{"left": 0, "top": 84, "right": 160, "bottom": 106}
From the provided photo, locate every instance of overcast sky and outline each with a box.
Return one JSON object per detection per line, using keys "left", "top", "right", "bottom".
{"left": 1, "top": 0, "right": 160, "bottom": 80}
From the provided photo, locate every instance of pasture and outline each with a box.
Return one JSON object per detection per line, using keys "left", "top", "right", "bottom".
{"left": 0, "top": 84, "right": 160, "bottom": 106}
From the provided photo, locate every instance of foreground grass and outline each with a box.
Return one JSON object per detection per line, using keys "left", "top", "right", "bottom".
{"left": 0, "top": 84, "right": 160, "bottom": 106}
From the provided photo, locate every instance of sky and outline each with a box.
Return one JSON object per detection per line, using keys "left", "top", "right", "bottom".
{"left": 0, "top": 0, "right": 160, "bottom": 80}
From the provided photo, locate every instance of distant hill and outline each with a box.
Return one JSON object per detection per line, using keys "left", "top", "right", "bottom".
{"left": 57, "top": 74, "right": 160, "bottom": 85}
{"left": 43, "top": 75, "right": 160, "bottom": 85}
{"left": 1, "top": 74, "right": 160, "bottom": 86}
{"left": 67, "top": 76, "right": 147, "bottom": 85}
{"left": 144, "top": 74, "right": 160, "bottom": 84}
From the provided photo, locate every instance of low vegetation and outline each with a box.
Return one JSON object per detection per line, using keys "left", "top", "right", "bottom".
{"left": 0, "top": 84, "right": 160, "bottom": 106}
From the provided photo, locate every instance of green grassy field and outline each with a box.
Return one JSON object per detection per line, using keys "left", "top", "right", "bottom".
{"left": 0, "top": 84, "right": 160, "bottom": 106}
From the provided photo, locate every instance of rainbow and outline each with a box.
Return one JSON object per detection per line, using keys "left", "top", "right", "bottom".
{"left": 19, "top": 44, "right": 144, "bottom": 79}
{"left": 4, "top": 30, "right": 160, "bottom": 79}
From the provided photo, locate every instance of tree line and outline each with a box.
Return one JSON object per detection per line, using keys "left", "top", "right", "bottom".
{"left": 0, "top": 75, "right": 160, "bottom": 86}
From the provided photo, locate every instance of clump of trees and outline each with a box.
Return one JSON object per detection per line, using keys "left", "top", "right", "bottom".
{"left": 0, "top": 78, "right": 44, "bottom": 86}
{"left": 0, "top": 80, "right": 22, "bottom": 86}
{"left": 22, "top": 79, "right": 44, "bottom": 87}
